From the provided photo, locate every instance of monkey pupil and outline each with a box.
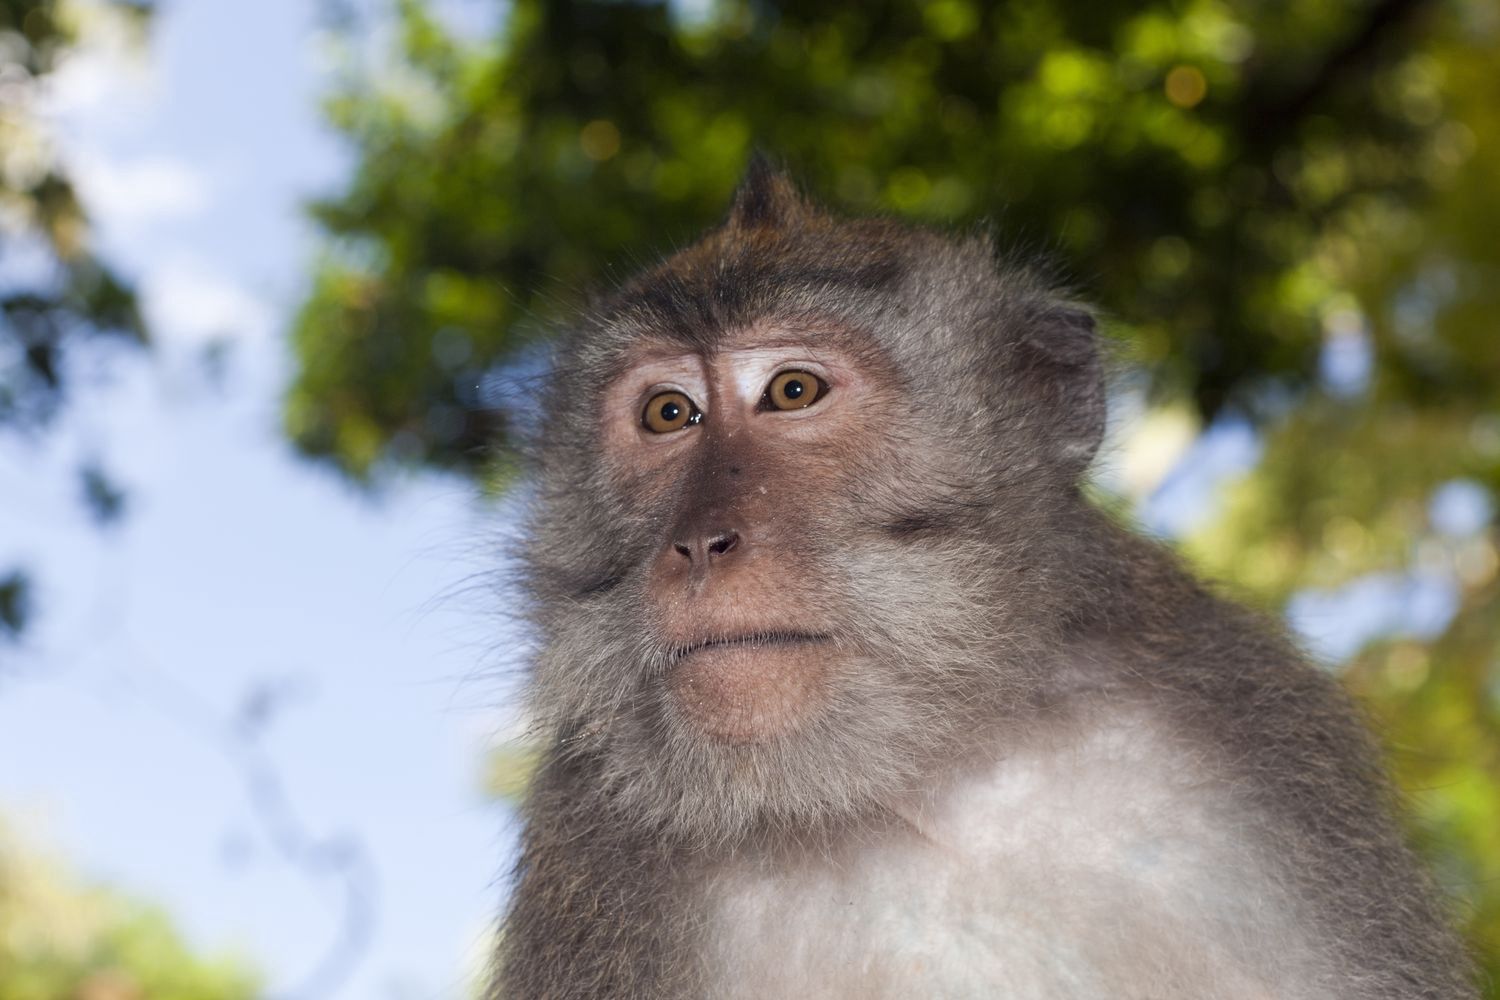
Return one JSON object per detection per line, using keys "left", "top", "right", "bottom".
{"left": 784, "top": 380, "right": 804, "bottom": 399}
{"left": 661, "top": 401, "right": 681, "bottom": 421}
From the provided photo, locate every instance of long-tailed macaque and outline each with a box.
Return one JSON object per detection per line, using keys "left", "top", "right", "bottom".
{"left": 489, "top": 159, "right": 1475, "bottom": 999}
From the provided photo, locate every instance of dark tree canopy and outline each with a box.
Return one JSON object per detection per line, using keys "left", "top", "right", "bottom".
{"left": 290, "top": 0, "right": 1497, "bottom": 479}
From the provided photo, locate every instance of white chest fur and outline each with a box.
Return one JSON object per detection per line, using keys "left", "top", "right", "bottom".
{"left": 701, "top": 708, "right": 1333, "bottom": 999}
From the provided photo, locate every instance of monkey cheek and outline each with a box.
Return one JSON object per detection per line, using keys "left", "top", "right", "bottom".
{"left": 667, "top": 643, "right": 831, "bottom": 745}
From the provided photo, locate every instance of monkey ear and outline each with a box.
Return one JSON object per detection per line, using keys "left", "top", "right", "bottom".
{"left": 1016, "top": 306, "right": 1106, "bottom": 473}
{"left": 726, "top": 152, "right": 809, "bottom": 231}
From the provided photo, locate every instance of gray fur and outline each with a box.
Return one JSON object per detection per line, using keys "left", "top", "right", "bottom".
{"left": 488, "top": 165, "right": 1475, "bottom": 999}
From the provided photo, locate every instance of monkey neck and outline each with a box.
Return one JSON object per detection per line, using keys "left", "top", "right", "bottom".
{"left": 1032, "top": 496, "right": 1209, "bottom": 639}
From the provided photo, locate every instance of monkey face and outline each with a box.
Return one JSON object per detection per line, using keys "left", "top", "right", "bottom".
{"left": 565, "top": 322, "right": 999, "bottom": 841}
{"left": 518, "top": 165, "right": 1105, "bottom": 843}
{"left": 596, "top": 327, "right": 899, "bottom": 745}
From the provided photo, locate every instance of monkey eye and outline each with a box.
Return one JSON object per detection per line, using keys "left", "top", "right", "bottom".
{"left": 642, "top": 390, "right": 703, "bottom": 433}
{"left": 761, "top": 370, "right": 828, "bottom": 412}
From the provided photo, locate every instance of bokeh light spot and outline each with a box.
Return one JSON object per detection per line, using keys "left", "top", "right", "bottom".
{"left": 579, "top": 119, "right": 621, "bottom": 161}
{"left": 1164, "top": 65, "right": 1207, "bottom": 108}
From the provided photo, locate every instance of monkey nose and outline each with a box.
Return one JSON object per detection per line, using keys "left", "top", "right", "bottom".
{"left": 672, "top": 529, "right": 741, "bottom": 565}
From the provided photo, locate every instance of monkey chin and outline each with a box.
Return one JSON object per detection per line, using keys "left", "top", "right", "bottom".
{"left": 667, "top": 637, "right": 832, "bottom": 745}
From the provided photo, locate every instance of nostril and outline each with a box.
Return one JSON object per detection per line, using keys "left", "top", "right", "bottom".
{"left": 669, "top": 530, "right": 741, "bottom": 565}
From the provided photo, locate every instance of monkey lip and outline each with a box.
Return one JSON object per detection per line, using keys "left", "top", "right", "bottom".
{"left": 669, "top": 631, "right": 831, "bottom": 663}
{"left": 666, "top": 631, "right": 834, "bottom": 743}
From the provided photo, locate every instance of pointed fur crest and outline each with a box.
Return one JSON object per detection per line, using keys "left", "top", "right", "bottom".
{"left": 726, "top": 153, "right": 809, "bottom": 230}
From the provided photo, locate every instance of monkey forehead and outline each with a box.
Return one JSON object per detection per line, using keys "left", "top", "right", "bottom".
{"left": 576, "top": 213, "right": 1011, "bottom": 367}
{"left": 601, "top": 220, "right": 914, "bottom": 344}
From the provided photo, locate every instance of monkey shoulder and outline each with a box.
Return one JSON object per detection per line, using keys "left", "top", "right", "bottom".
{"left": 494, "top": 754, "right": 706, "bottom": 999}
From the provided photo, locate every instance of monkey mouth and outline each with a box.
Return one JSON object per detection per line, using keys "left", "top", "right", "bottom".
{"left": 666, "top": 631, "right": 835, "bottom": 743}
{"left": 669, "top": 631, "right": 831, "bottom": 663}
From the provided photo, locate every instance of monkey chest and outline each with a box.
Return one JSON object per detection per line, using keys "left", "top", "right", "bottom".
{"left": 698, "top": 719, "right": 1329, "bottom": 999}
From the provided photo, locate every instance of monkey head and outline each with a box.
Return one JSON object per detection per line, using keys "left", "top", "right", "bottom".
{"left": 519, "top": 159, "right": 1107, "bottom": 844}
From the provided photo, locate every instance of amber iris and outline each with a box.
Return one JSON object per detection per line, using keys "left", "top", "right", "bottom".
{"left": 643, "top": 390, "right": 698, "bottom": 433}
{"left": 766, "top": 370, "right": 826, "bottom": 410}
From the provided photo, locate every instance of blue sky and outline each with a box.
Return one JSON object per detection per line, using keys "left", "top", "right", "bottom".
{"left": 1, "top": 2, "right": 518, "bottom": 997}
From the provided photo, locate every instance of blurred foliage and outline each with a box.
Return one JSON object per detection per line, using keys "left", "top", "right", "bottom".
{"left": 0, "top": 568, "right": 29, "bottom": 638}
{"left": 293, "top": 0, "right": 1500, "bottom": 989}
{"left": 0, "top": 821, "right": 258, "bottom": 1000}
{"left": 0, "top": 0, "right": 150, "bottom": 642}
{"left": 291, "top": 0, "right": 1495, "bottom": 479}
{"left": 0, "top": 0, "right": 148, "bottom": 428}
